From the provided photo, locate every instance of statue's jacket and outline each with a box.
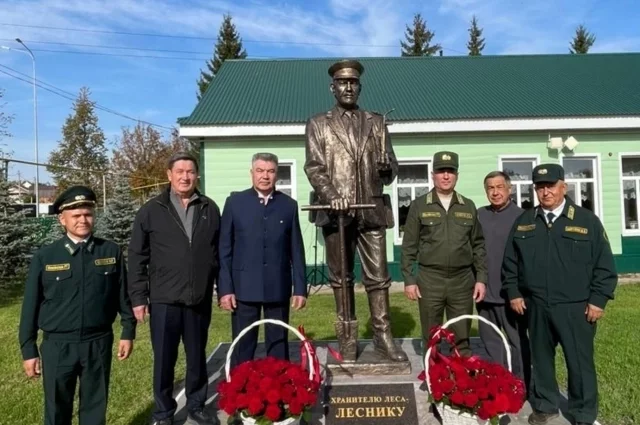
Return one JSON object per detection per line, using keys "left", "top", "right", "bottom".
{"left": 304, "top": 106, "right": 398, "bottom": 229}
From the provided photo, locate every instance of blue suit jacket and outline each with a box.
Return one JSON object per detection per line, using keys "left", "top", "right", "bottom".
{"left": 218, "top": 188, "right": 307, "bottom": 303}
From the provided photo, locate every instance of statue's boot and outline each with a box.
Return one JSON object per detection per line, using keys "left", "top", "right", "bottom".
{"left": 368, "top": 289, "right": 408, "bottom": 362}
{"left": 333, "top": 286, "right": 358, "bottom": 362}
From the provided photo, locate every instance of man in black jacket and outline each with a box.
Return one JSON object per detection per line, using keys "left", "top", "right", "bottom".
{"left": 128, "top": 152, "right": 221, "bottom": 425}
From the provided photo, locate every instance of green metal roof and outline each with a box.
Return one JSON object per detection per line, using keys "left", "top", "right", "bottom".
{"left": 179, "top": 53, "right": 640, "bottom": 126}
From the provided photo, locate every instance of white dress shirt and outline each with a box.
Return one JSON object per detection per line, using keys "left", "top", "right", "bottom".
{"left": 541, "top": 199, "right": 566, "bottom": 224}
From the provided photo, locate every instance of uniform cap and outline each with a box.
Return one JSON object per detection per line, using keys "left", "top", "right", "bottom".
{"left": 328, "top": 59, "right": 364, "bottom": 79}
{"left": 53, "top": 185, "right": 97, "bottom": 214}
{"left": 532, "top": 163, "right": 565, "bottom": 184}
{"left": 433, "top": 151, "right": 459, "bottom": 171}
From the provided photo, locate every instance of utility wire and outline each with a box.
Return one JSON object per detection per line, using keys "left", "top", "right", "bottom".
{"left": 0, "top": 22, "right": 404, "bottom": 47}
{"left": 0, "top": 64, "right": 175, "bottom": 131}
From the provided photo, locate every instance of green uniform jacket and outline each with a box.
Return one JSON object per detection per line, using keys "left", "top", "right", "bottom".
{"left": 401, "top": 190, "right": 488, "bottom": 286}
{"left": 502, "top": 198, "right": 617, "bottom": 308}
{"left": 19, "top": 235, "right": 136, "bottom": 360}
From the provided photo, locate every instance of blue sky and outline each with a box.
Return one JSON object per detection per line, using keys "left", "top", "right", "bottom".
{"left": 1, "top": 0, "right": 638, "bottom": 184}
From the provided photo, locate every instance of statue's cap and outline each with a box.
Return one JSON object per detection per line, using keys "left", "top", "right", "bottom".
{"left": 328, "top": 59, "right": 364, "bottom": 79}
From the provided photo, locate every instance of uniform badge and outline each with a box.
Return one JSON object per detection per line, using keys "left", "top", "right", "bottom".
{"left": 538, "top": 168, "right": 548, "bottom": 174}
{"left": 75, "top": 194, "right": 86, "bottom": 201}
{"left": 565, "top": 226, "right": 588, "bottom": 235}
{"left": 95, "top": 257, "right": 116, "bottom": 266}
{"left": 421, "top": 212, "right": 441, "bottom": 218}
{"left": 568, "top": 206, "right": 575, "bottom": 220}
{"left": 46, "top": 263, "right": 70, "bottom": 272}
{"left": 454, "top": 212, "right": 473, "bottom": 219}
{"left": 442, "top": 154, "right": 451, "bottom": 160}
{"left": 516, "top": 224, "right": 536, "bottom": 231}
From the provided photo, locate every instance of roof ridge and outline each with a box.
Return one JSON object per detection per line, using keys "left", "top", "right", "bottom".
{"left": 225, "top": 52, "right": 640, "bottom": 63}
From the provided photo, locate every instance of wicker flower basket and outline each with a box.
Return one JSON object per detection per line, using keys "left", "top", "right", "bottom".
{"left": 223, "top": 318, "right": 317, "bottom": 425}
{"left": 424, "top": 314, "right": 513, "bottom": 425}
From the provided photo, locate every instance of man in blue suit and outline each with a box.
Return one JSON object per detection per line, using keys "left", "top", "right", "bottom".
{"left": 218, "top": 152, "right": 307, "bottom": 367}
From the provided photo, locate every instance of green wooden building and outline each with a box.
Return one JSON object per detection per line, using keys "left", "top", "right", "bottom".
{"left": 178, "top": 53, "right": 640, "bottom": 279}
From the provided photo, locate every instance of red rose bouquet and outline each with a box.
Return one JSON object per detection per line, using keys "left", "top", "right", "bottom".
{"left": 418, "top": 322, "right": 526, "bottom": 425}
{"left": 218, "top": 356, "right": 320, "bottom": 424}
{"left": 218, "top": 323, "right": 329, "bottom": 425}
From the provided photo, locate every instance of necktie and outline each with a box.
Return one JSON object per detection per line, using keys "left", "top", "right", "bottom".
{"left": 546, "top": 212, "right": 555, "bottom": 228}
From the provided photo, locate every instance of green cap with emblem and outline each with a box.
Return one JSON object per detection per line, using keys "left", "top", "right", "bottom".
{"left": 433, "top": 151, "right": 459, "bottom": 171}
{"left": 53, "top": 185, "right": 97, "bottom": 214}
{"left": 532, "top": 163, "right": 565, "bottom": 184}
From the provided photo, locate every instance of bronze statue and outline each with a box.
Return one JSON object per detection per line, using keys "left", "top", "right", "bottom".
{"left": 303, "top": 59, "right": 407, "bottom": 363}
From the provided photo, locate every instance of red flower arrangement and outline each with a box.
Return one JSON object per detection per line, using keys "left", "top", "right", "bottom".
{"left": 218, "top": 325, "right": 333, "bottom": 425}
{"left": 418, "top": 325, "right": 526, "bottom": 425}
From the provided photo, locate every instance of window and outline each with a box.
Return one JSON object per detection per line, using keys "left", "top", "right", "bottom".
{"left": 621, "top": 156, "right": 640, "bottom": 233}
{"left": 393, "top": 161, "right": 431, "bottom": 243}
{"left": 276, "top": 161, "right": 296, "bottom": 199}
{"left": 500, "top": 157, "right": 538, "bottom": 209}
{"left": 562, "top": 156, "right": 600, "bottom": 216}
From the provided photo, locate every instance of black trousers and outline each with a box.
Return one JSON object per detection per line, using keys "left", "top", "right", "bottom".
{"left": 149, "top": 302, "right": 211, "bottom": 421}
{"left": 230, "top": 300, "right": 290, "bottom": 368}
{"left": 527, "top": 299, "right": 598, "bottom": 424}
{"left": 477, "top": 302, "right": 531, "bottom": 392}
{"left": 40, "top": 333, "right": 113, "bottom": 425}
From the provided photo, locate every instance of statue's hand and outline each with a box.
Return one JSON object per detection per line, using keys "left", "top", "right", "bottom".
{"left": 377, "top": 154, "right": 392, "bottom": 171}
{"left": 330, "top": 197, "right": 349, "bottom": 212}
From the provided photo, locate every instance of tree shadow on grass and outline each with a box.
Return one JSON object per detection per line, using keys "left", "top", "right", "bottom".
{"left": 0, "top": 280, "right": 26, "bottom": 309}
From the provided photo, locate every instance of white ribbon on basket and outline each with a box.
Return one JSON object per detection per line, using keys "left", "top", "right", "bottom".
{"left": 224, "top": 318, "right": 316, "bottom": 382}
{"left": 423, "top": 314, "right": 512, "bottom": 395}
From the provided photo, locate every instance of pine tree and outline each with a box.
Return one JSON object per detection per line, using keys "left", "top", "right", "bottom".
{"left": 47, "top": 87, "right": 109, "bottom": 201}
{"left": 400, "top": 13, "right": 441, "bottom": 56}
{"left": 0, "top": 89, "right": 12, "bottom": 140}
{"left": 197, "top": 13, "right": 247, "bottom": 101}
{"left": 467, "top": 15, "right": 485, "bottom": 56}
{"left": 570, "top": 24, "right": 596, "bottom": 54}
{"left": 96, "top": 176, "right": 137, "bottom": 256}
{"left": 0, "top": 158, "right": 39, "bottom": 280}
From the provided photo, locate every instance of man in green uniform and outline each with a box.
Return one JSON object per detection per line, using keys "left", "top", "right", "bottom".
{"left": 19, "top": 185, "right": 136, "bottom": 425}
{"left": 502, "top": 164, "right": 617, "bottom": 425}
{"left": 401, "top": 151, "right": 487, "bottom": 355}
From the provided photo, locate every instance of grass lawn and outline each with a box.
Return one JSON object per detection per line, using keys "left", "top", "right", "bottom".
{"left": 0, "top": 284, "right": 637, "bottom": 425}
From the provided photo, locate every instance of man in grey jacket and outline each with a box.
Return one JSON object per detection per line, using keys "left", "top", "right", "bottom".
{"left": 477, "top": 171, "right": 530, "bottom": 389}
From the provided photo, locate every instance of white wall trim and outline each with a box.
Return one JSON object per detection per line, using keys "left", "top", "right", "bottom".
{"left": 498, "top": 155, "right": 541, "bottom": 208}
{"left": 277, "top": 159, "right": 297, "bottom": 200}
{"left": 180, "top": 116, "right": 640, "bottom": 139}
{"left": 392, "top": 158, "right": 433, "bottom": 245}
{"left": 618, "top": 152, "right": 640, "bottom": 237}
{"left": 560, "top": 153, "right": 603, "bottom": 221}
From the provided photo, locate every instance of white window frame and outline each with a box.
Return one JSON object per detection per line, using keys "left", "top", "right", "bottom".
{"left": 276, "top": 159, "right": 297, "bottom": 200}
{"left": 560, "top": 153, "right": 603, "bottom": 219}
{"left": 392, "top": 158, "right": 433, "bottom": 245}
{"left": 498, "top": 155, "right": 541, "bottom": 209}
{"left": 619, "top": 153, "right": 640, "bottom": 236}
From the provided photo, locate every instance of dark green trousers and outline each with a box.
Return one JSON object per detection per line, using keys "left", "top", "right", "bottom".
{"left": 417, "top": 267, "right": 474, "bottom": 356}
{"left": 40, "top": 333, "right": 114, "bottom": 425}
{"left": 527, "top": 299, "right": 598, "bottom": 424}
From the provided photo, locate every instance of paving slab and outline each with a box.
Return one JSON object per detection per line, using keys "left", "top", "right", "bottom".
{"left": 164, "top": 338, "right": 596, "bottom": 425}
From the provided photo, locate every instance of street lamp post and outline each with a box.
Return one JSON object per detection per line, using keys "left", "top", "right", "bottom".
{"left": 1, "top": 39, "right": 39, "bottom": 217}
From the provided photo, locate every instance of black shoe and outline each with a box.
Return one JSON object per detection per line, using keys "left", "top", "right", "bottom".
{"left": 187, "top": 409, "right": 218, "bottom": 425}
{"left": 528, "top": 410, "right": 559, "bottom": 425}
{"left": 151, "top": 419, "right": 173, "bottom": 425}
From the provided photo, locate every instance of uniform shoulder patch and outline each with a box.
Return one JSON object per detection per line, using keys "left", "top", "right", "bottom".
{"left": 454, "top": 212, "right": 473, "bottom": 219}
{"left": 567, "top": 205, "right": 575, "bottom": 220}
{"left": 565, "top": 226, "right": 588, "bottom": 235}
{"left": 421, "top": 211, "right": 441, "bottom": 218}
{"left": 45, "top": 263, "right": 70, "bottom": 272}
{"left": 95, "top": 257, "right": 116, "bottom": 266}
{"left": 516, "top": 224, "right": 536, "bottom": 231}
